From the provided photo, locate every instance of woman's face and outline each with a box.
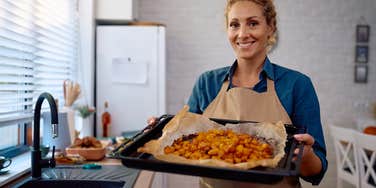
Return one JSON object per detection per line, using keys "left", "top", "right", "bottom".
{"left": 227, "top": 1, "right": 273, "bottom": 62}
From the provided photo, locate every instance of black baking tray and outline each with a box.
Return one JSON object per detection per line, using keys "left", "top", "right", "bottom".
{"left": 118, "top": 115, "right": 305, "bottom": 184}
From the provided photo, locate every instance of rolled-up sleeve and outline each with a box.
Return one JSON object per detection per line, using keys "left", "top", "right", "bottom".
{"left": 291, "top": 76, "right": 327, "bottom": 185}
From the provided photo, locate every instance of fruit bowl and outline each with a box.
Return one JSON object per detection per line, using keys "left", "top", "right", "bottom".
{"left": 65, "top": 147, "right": 106, "bottom": 161}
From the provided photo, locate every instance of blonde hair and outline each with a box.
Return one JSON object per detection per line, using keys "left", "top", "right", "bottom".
{"left": 225, "top": 0, "right": 277, "bottom": 50}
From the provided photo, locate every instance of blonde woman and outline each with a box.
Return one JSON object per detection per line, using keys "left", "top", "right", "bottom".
{"left": 186, "top": 0, "right": 327, "bottom": 187}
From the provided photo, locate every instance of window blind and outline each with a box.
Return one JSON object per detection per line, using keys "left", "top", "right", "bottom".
{"left": 0, "top": 0, "right": 78, "bottom": 126}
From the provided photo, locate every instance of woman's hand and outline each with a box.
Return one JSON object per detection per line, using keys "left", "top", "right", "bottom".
{"left": 293, "top": 134, "right": 315, "bottom": 159}
{"left": 144, "top": 116, "right": 158, "bottom": 133}
{"left": 293, "top": 134, "right": 322, "bottom": 177}
{"left": 147, "top": 116, "right": 158, "bottom": 126}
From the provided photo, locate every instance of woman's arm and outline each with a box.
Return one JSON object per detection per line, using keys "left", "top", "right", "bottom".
{"left": 293, "top": 134, "right": 322, "bottom": 176}
{"left": 290, "top": 75, "right": 327, "bottom": 184}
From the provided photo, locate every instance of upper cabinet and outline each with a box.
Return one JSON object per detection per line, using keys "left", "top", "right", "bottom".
{"left": 96, "top": 0, "right": 138, "bottom": 21}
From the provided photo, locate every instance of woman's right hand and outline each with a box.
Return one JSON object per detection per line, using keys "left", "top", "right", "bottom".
{"left": 144, "top": 116, "right": 158, "bottom": 133}
{"left": 147, "top": 116, "right": 158, "bottom": 126}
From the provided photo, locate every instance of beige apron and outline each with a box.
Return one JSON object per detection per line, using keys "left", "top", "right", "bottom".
{"left": 200, "top": 79, "right": 300, "bottom": 188}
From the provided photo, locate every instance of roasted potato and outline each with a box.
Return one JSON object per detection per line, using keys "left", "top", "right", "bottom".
{"left": 164, "top": 129, "right": 273, "bottom": 164}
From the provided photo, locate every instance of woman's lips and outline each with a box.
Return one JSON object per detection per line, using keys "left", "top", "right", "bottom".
{"left": 237, "top": 41, "right": 255, "bottom": 48}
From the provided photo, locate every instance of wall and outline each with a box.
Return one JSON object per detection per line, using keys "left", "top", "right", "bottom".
{"left": 78, "top": 0, "right": 96, "bottom": 136}
{"left": 139, "top": 0, "right": 234, "bottom": 112}
{"left": 137, "top": 0, "right": 376, "bottom": 187}
{"left": 138, "top": 0, "right": 376, "bottom": 124}
{"left": 273, "top": 0, "right": 376, "bottom": 127}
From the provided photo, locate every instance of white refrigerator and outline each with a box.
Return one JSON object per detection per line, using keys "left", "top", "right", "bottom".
{"left": 96, "top": 25, "right": 166, "bottom": 136}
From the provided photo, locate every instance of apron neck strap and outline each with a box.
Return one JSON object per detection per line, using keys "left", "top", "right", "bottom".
{"left": 222, "top": 80, "right": 230, "bottom": 92}
{"left": 266, "top": 78, "right": 275, "bottom": 93}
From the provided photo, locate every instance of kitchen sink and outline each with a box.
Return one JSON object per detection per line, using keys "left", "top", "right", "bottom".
{"left": 14, "top": 165, "right": 139, "bottom": 188}
{"left": 18, "top": 179, "right": 125, "bottom": 188}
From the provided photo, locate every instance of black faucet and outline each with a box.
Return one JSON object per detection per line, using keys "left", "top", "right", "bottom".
{"left": 32, "top": 92, "right": 58, "bottom": 179}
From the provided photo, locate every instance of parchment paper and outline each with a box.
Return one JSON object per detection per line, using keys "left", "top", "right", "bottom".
{"left": 138, "top": 106, "right": 287, "bottom": 170}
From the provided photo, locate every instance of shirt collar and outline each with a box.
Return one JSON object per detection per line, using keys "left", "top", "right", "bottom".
{"left": 263, "top": 57, "right": 275, "bottom": 80}
{"left": 226, "top": 57, "right": 275, "bottom": 83}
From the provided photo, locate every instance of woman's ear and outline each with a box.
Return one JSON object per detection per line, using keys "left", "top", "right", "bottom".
{"left": 268, "top": 25, "right": 275, "bottom": 37}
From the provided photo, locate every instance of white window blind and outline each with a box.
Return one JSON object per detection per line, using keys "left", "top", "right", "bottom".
{"left": 0, "top": 0, "right": 78, "bottom": 126}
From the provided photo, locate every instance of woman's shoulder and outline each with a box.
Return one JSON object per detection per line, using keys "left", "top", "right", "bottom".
{"left": 272, "top": 63, "right": 311, "bottom": 83}
{"left": 198, "top": 66, "right": 231, "bottom": 83}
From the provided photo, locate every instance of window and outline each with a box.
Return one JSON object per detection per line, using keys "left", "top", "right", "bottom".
{"left": 0, "top": 0, "right": 79, "bottom": 157}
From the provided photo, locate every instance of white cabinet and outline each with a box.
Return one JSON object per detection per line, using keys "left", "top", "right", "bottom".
{"left": 96, "top": 0, "right": 138, "bottom": 20}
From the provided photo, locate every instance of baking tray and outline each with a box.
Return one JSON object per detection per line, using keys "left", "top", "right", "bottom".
{"left": 118, "top": 115, "right": 305, "bottom": 184}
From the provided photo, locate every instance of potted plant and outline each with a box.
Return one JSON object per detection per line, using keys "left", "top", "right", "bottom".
{"left": 75, "top": 105, "right": 95, "bottom": 138}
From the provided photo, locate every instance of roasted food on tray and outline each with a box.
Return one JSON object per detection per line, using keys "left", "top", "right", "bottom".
{"left": 138, "top": 106, "right": 287, "bottom": 170}
{"left": 164, "top": 129, "right": 273, "bottom": 164}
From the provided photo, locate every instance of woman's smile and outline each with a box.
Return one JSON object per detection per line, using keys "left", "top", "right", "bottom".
{"left": 237, "top": 40, "right": 256, "bottom": 49}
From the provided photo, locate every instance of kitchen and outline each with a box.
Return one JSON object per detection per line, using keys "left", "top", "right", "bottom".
{"left": 0, "top": 0, "right": 376, "bottom": 187}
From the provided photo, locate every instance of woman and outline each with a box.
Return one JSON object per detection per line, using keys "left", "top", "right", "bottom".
{"left": 149, "top": 0, "right": 327, "bottom": 187}
{"left": 187, "top": 0, "right": 327, "bottom": 187}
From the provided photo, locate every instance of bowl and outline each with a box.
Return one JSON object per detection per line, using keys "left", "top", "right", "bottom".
{"left": 65, "top": 147, "right": 106, "bottom": 161}
{"left": 363, "top": 126, "right": 376, "bottom": 135}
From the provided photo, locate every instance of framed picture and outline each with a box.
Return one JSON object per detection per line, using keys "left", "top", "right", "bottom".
{"left": 355, "top": 45, "right": 368, "bottom": 63}
{"left": 356, "top": 25, "right": 370, "bottom": 43}
{"left": 354, "top": 64, "right": 368, "bottom": 83}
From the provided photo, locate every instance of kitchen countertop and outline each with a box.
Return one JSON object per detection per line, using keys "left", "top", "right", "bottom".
{"left": 133, "top": 171, "right": 155, "bottom": 188}
{"left": 55, "top": 158, "right": 155, "bottom": 188}
{"left": 97, "top": 159, "right": 155, "bottom": 188}
{"left": 86, "top": 158, "right": 155, "bottom": 188}
{"left": 38, "top": 164, "right": 139, "bottom": 188}
{"left": 2, "top": 155, "right": 155, "bottom": 188}
{"left": 0, "top": 152, "right": 31, "bottom": 187}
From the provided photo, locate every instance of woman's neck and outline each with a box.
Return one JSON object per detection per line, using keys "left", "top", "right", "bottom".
{"left": 233, "top": 56, "right": 266, "bottom": 88}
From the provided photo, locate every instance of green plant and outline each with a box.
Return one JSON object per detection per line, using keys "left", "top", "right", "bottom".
{"left": 76, "top": 105, "right": 95, "bottom": 118}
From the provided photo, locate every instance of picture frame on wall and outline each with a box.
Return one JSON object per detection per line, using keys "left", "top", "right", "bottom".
{"left": 356, "top": 25, "right": 370, "bottom": 43}
{"left": 355, "top": 45, "right": 368, "bottom": 63}
{"left": 354, "top": 64, "right": 368, "bottom": 83}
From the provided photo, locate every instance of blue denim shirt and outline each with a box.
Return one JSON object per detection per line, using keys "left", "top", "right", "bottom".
{"left": 187, "top": 57, "right": 327, "bottom": 185}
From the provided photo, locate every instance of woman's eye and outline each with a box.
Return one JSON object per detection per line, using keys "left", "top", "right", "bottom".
{"left": 249, "top": 22, "right": 258, "bottom": 27}
{"left": 229, "top": 22, "right": 239, "bottom": 28}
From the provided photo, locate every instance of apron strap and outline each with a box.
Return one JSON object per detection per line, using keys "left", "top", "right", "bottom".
{"left": 266, "top": 78, "right": 275, "bottom": 93}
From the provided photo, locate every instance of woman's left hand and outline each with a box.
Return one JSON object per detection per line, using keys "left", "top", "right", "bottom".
{"left": 293, "top": 134, "right": 315, "bottom": 160}
{"left": 293, "top": 134, "right": 322, "bottom": 176}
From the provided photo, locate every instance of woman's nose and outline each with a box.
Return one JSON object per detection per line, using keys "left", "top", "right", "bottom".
{"left": 238, "top": 26, "right": 250, "bottom": 38}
